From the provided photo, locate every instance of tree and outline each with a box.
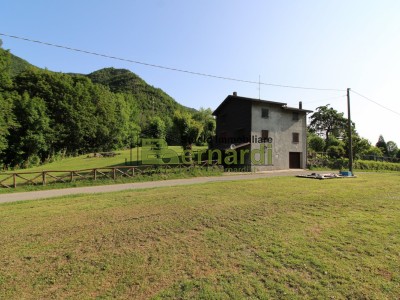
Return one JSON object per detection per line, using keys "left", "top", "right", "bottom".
{"left": 0, "top": 47, "right": 12, "bottom": 91}
{"left": 146, "top": 116, "right": 166, "bottom": 139}
{"left": 0, "top": 48, "right": 15, "bottom": 165}
{"left": 308, "top": 133, "right": 325, "bottom": 152}
{"left": 363, "top": 146, "right": 384, "bottom": 159}
{"left": 351, "top": 137, "right": 371, "bottom": 159}
{"left": 342, "top": 130, "right": 371, "bottom": 159}
{"left": 327, "top": 145, "right": 345, "bottom": 158}
{"left": 386, "top": 141, "right": 398, "bottom": 158}
{"left": 376, "top": 135, "right": 388, "bottom": 156}
{"left": 308, "top": 105, "right": 348, "bottom": 141}
{"left": 173, "top": 110, "right": 202, "bottom": 150}
{"left": 6, "top": 92, "right": 51, "bottom": 167}
{"left": 0, "top": 93, "right": 16, "bottom": 158}
{"left": 193, "top": 108, "right": 216, "bottom": 145}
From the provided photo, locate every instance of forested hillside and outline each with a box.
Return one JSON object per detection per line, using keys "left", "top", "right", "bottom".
{"left": 87, "top": 68, "right": 196, "bottom": 122}
{"left": 0, "top": 44, "right": 215, "bottom": 169}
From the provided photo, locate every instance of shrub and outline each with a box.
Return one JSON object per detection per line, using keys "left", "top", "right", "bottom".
{"left": 354, "top": 160, "right": 400, "bottom": 171}
{"left": 327, "top": 145, "right": 345, "bottom": 158}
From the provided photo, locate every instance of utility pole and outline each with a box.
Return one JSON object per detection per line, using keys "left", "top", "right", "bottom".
{"left": 347, "top": 88, "right": 353, "bottom": 174}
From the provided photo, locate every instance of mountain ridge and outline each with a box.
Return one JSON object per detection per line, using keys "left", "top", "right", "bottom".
{"left": 8, "top": 51, "right": 195, "bottom": 118}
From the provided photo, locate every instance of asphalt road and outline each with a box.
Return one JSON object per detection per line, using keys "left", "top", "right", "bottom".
{"left": 0, "top": 169, "right": 318, "bottom": 204}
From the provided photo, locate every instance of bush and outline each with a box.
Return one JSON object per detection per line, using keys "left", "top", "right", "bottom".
{"left": 327, "top": 145, "right": 345, "bottom": 158}
{"left": 308, "top": 135, "right": 325, "bottom": 152}
{"left": 354, "top": 160, "right": 400, "bottom": 171}
{"left": 308, "top": 156, "right": 400, "bottom": 171}
{"left": 22, "top": 155, "right": 41, "bottom": 168}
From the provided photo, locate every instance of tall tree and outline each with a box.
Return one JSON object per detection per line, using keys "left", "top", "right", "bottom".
{"left": 308, "top": 105, "right": 348, "bottom": 141}
{"left": 0, "top": 47, "right": 15, "bottom": 164}
{"left": 376, "top": 135, "right": 388, "bottom": 156}
{"left": 386, "top": 141, "right": 398, "bottom": 158}
{"left": 6, "top": 92, "right": 51, "bottom": 167}
{"left": 0, "top": 93, "right": 16, "bottom": 159}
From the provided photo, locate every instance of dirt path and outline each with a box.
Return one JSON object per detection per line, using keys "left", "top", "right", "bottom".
{"left": 0, "top": 169, "right": 316, "bottom": 204}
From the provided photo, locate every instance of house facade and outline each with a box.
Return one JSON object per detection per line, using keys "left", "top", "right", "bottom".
{"left": 212, "top": 92, "right": 312, "bottom": 171}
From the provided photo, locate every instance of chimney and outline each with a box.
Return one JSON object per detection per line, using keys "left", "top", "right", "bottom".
{"left": 233, "top": 91, "right": 237, "bottom": 96}
{"left": 299, "top": 101, "right": 302, "bottom": 109}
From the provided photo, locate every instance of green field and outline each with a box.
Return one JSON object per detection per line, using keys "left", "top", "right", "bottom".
{"left": 2, "top": 146, "right": 208, "bottom": 173}
{"left": 0, "top": 173, "right": 399, "bottom": 299}
{"left": 0, "top": 146, "right": 211, "bottom": 192}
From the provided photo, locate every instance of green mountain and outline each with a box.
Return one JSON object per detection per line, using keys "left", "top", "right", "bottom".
{"left": 1, "top": 48, "right": 205, "bottom": 167}
{"left": 86, "top": 68, "right": 195, "bottom": 120}
{"left": 8, "top": 52, "right": 194, "bottom": 122}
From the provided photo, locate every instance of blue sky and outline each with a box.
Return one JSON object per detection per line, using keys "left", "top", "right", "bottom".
{"left": 1, "top": 0, "right": 399, "bottom": 145}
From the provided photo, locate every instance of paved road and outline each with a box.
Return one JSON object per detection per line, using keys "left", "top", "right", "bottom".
{"left": 0, "top": 169, "right": 318, "bottom": 204}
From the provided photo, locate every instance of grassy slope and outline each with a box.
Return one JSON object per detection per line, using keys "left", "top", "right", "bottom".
{"left": 1, "top": 146, "right": 206, "bottom": 173}
{"left": 0, "top": 173, "right": 399, "bottom": 299}
{"left": 0, "top": 146, "right": 210, "bottom": 193}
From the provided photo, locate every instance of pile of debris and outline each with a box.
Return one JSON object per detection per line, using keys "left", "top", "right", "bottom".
{"left": 297, "top": 172, "right": 356, "bottom": 180}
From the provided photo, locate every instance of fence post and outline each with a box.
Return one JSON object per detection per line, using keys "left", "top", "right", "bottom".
{"left": 113, "top": 168, "right": 116, "bottom": 180}
{"left": 94, "top": 169, "right": 97, "bottom": 181}
{"left": 70, "top": 171, "right": 74, "bottom": 182}
{"left": 13, "top": 173, "right": 16, "bottom": 188}
{"left": 42, "top": 171, "right": 46, "bottom": 186}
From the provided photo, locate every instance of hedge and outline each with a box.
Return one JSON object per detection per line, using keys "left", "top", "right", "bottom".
{"left": 308, "top": 158, "right": 400, "bottom": 171}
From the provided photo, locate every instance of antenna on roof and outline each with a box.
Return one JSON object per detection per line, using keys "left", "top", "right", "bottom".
{"left": 258, "top": 75, "right": 261, "bottom": 99}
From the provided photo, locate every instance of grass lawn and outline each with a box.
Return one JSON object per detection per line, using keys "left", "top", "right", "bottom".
{"left": 0, "top": 173, "right": 399, "bottom": 299}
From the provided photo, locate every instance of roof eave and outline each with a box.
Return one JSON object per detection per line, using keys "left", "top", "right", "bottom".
{"left": 212, "top": 95, "right": 287, "bottom": 116}
{"left": 282, "top": 106, "right": 313, "bottom": 113}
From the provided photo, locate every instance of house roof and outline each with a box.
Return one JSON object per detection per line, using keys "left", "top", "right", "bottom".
{"left": 212, "top": 94, "right": 313, "bottom": 115}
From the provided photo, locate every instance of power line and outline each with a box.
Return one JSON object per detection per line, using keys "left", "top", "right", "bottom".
{"left": 302, "top": 94, "right": 346, "bottom": 104}
{"left": 351, "top": 90, "right": 400, "bottom": 117}
{"left": 0, "top": 32, "right": 345, "bottom": 92}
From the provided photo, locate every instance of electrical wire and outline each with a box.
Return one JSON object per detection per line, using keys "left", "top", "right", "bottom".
{"left": 0, "top": 32, "right": 345, "bottom": 92}
{"left": 302, "top": 94, "right": 346, "bottom": 104}
{"left": 351, "top": 90, "right": 400, "bottom": 117}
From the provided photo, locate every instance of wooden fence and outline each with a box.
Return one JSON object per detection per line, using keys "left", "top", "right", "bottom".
{"left": 0, "top": 161, "right": 221, "bottom": 189}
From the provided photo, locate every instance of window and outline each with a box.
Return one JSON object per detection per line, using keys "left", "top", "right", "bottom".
{"left": 261, "top": 130, "right": 269, "bottom": 139}
{"left": 292, "top": 132, "right": 299, "bottom": 143}
{"left": 292, "top": 112, "right": 299, "bottom": 121}
{"left": 261, "top": 108, "right": 269, "bottom": 119}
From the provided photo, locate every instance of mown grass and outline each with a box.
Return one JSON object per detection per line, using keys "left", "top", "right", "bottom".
{"left": 0, "top": 173, "right": 399, "bottom": 299}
